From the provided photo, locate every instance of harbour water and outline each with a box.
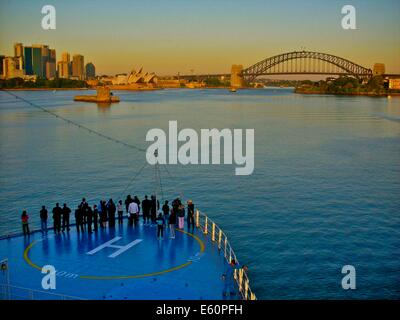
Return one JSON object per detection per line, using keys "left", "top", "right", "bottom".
{"left": 0, "top": 88, "right": 399, "bottom": 299}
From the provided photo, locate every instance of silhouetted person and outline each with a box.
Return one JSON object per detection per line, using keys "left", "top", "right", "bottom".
{"left": 79, "top": 198, "right": 88, "bottom": 227}
{"left": 187, "top": 200, "right": 195, "bottom": 230}
{"left": 117, "top": 200, "right": 124, "bottom": 224}
{"left": 93, "top": 204, "right": 99, "bottom": 232}
{"left": 100, "top": 200, "right": 107, "bottom": 228}
{"left": 162, "top": 201, "right": 170, "bottom": 226}
{"left": 150, "top": 195, "right": 159, "bottom": 224}
{"left": 168, "top": 208, "right": 176, "bottom": 239}
{"left": 40, "top": 206, "right": 48, "bottom": 233}
{"left": 75, "top": 207, "right": 84, "bottom": 233}
{"left": 125, "top": 195, "right": 133, "bottom": 214}
{"left": 156, "top": 213, "right": 165, "bottom": 240}
{"left": 62, "top": 203, "right": 71, "bottom": 232}
{"left": 87, "top": 206, "right": 93, "bottom": 233}
{"left": 107, "top": 199, "right": 116, "bottom": 227}
{"left": 52, "top": 203, "right": 62, "bottom": 234}
{"left": 142, "top": 195, "right": 151, "bottom": 225}
{"left": 21, "top": 210, "right": 30, "bottom": 235}
{"left": 133, "top": 196, "right": 141, "bottom": 214}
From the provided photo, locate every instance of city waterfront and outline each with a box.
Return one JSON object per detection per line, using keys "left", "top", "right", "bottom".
{"left": 0, "top": 88, "right": 399, "bottom": 299}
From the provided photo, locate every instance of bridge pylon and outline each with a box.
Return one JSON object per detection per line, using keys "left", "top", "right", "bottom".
{"left": 231, "top": 64, "right": 244, "bottom": 88}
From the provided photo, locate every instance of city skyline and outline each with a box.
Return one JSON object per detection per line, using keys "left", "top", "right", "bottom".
{"left": 0, "top": 0, "right": 399, "bottom": 76}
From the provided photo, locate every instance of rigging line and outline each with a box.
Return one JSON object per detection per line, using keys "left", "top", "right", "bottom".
{"left": 156, "top": 163, "right": 164, "bottom": 201}
{"left": 160, "top": 164, "right": 184, "bottom": 199}
{"left": 117, "top": 160, "right": 149, "bottom": 201}
{"left": 2, "top": 90, "right": 146, "bottom": 153}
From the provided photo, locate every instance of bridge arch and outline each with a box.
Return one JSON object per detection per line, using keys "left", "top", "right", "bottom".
{"left": 242, "top": 51, "right": 372, "bottom": 82}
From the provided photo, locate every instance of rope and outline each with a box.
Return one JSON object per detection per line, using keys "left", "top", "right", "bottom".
{"left": 2, "top": 90, "right": 146, "bottom": 153}
{"left": 161, "top": 164, "right": 184, "bottom": 200}
{"left": 116, "top": 160, "right": 149, "bottom": 201}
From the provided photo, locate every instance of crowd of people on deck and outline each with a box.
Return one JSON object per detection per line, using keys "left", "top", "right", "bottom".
{"left": 20, "top": 195, "right": 195, "bottom": 240}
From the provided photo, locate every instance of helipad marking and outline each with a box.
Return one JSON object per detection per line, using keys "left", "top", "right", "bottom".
{"left": 86, "top": 237, "right": 143, "bottom": 258}
{"left": 23, "top": 228, "right": 205, "bottom": 280}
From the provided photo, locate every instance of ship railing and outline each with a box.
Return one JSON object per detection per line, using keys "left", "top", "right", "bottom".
{"left": 195, "top": 210, "right": 256, "bottom": 300}
{"left": 0, "top": 284, "right": 86, "bottom": 300}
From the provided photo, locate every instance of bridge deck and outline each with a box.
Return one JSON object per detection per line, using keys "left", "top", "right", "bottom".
{"left": 0, "top": 221, "right": 238, "bottom": 300}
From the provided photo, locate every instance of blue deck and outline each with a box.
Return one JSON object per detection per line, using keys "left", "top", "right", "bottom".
{"left": 0, "top": 221, "right": 239, "bottom": 300}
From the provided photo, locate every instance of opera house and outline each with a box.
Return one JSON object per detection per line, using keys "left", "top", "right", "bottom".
{"left": 108, "top": 67, "right": 157, "bottom": 86}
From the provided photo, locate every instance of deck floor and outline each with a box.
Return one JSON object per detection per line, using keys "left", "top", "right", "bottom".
{"left": 0, "top": 221, "right": 239, "bottom": 300}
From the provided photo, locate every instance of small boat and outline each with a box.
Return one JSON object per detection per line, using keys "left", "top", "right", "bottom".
{"left": 229, "top": 88, "right": 237, "bottom": 93}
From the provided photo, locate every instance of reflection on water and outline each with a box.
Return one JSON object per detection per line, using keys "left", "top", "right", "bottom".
{"left": 0, "top": 89, "right": 399, "bottom": 299}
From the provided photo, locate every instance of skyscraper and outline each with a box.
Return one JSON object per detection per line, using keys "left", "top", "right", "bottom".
{"left": 31, "top": 45, "right": 43, "bottom": 77}
{"left": 46, "top": 49, "right": 56, "bottom": 79}
{"left": 72, "top": 54, "right": 84, "bottom": 80}
{"left": 57, "top": 52, "right": 70, "bottom": 78}
{"left": 3, "top": 56, "right": 25, "bottom": 79}
{"left": 23, "top": 47, "right": 33, "bottom": 75}
{"left": 14, "top": 43, "right": 24, "bottom": 58}
{"left": 85, "top": 62, "right": 96, "bottom": 80}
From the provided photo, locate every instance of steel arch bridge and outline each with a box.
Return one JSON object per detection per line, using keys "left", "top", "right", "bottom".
{"left": 242, "top": 51, "right": 373, "bottom": 82}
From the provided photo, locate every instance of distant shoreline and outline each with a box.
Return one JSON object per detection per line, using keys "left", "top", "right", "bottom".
{"left": 0, "top": 87, "right": 89, "bottom": 91}
{"left": 295, "top": 89, "right": 400, "bottom": 97}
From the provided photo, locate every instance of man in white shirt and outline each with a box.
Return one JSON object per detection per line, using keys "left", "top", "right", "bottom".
{"left": 128, "top": 201, "right": 139, "bottom": 224}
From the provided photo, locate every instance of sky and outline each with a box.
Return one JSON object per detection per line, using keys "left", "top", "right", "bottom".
{"left": 0, "top": 0, "right": 399, "bottom": 76}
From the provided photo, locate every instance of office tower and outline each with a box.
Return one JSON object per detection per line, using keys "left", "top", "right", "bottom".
{"left": 72, "top": 54, "right": 84, "bottom": 80}
{"left": 85, "top": 62, "right": 96, "bottom": 79}
{"left": 46, "top": 49, "right": 56, "bottom": 79}
{"left": 3, "top": 56, "right": 25, "bottom": 79}
{"left": 57, "top": 52, "right": 70, "bottom": 79}
{"left": 24, "top": 47, "right": 33, "bottom": 75}
{"left": 29, "top": 45, "right": 44, "bottom": 77}
{"left": 14, "top": 43, "right": 24, "bottom": 58}
{"left": 0, "top": 55, "right": 5, "bottom": 77}
{"left": 61, "top": 52, "right": 70, "bottom": 62}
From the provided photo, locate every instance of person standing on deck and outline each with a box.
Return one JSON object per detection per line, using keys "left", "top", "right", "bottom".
{"left": 177, "top": 203, "right": 185, "bottom": 230}
{"left": 79, "top": 198, "right": 88, "bottom": 223}
{"left": 93, "top": 204, "right": 99, "bottom": 232}
{"left": 87, "top": 205, "right": 93, "bottom": 233}
{"left": 52, "top": 203, "right": 62, "bottom": 234}
{"left": 62, "top": 203, "right": 71, "bottom": 232}
{"left": 128, "top": 200, "right": 139, "bottom": 225}
{"left": 100, "top": 200, "right": 107, "bottom": 228}
{"left": 162, "top": 201, "right": 170, "bottom": 227}
{"left": 142, "top": 195, "right": 151, "bottom": 225}
{"left": 40, "top": 206, "right": 48, "bottom": 233}
{"left": 117, "top": 200, "right": 124, "bottom": 224}
{"left": 133, "top": 196, "right": 141, "bottom": 216}
{"left": 221, "top": 259, "right": 240, "bottom": 297}
{"left": 75, "top": 206, "right": 84, "bottom": 232}
{"left": 107, "top": 199, "right": 116, "bottom": 227}
{"left": 168, "top": 207, "right": 176, "bottom": 239}
{"left": 150, "top": 195, "right": 159, "bottom": 225}
{"left": 156, "top": 212, "right": 165, "bottom": 240}
{"left": 187, "top": 200, "right": 195, "bottom": 230}
{"left": 21, "top": 210, "right": 30, "bottom": 235}
{"left": 124, "top": 195, "right": 133, "bottom": 215}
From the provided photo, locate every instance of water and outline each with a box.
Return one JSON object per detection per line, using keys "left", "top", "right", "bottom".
{"left": 0, "top": 88, "right": 399, "bottom": 299}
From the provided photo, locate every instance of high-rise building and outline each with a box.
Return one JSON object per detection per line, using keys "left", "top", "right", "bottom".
{"left": 3, "top": 56, "right": 25, "bottom": 79}
{"left": 31, "top": 45, "right": 43, "bottom": 77}
{"left": 72, "top": 54, "right": 84, "bottom": 80}
{"left": 57, "top": 52, "right": 70, "bottom": 79}
{"left": 85, "top": 62, "right": 96, "bottom": 79}
{"left": 14, "top": 43, "right": 24, "bottom": 58}
{"left": 46, "top": 49, "right": 57, "bottom": 79}
{"left": 0, "top": 55, "right": 5, "bottom": 77}
{"left": 23, "top": 47, "right": 33, "bottom": 75}
{"left": 61, "top": 52, "right": 70, "bottom": 62}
